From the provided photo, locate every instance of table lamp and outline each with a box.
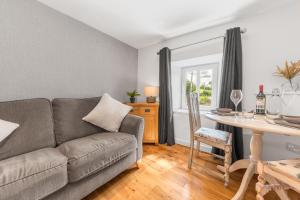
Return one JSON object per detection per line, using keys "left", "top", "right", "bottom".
{"left": 144, "top": 86, "right": 159, "bottom": 103}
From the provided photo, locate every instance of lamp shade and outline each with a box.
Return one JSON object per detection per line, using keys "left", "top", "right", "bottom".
{"left": 144, "top": 86, "right": 159, "bottom": 97}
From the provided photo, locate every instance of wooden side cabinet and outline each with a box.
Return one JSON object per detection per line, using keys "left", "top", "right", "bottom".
{"left": 126, "top": 102, "right": 159, "bottom": 144}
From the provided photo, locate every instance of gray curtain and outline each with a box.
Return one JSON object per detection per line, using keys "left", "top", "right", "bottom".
{"left": 158, "top": 47, "right": 175, "bottom": 145}
{"left": 213, "top": 27, "right": 244, "bottom": 161}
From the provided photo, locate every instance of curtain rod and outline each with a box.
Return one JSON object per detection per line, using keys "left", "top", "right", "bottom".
{"left": 157, "top": 28, "right": 247, "bottom": 55}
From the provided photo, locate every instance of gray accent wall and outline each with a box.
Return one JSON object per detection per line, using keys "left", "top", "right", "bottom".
{"left": 0, "top": 0, "right": 138, "bottom": 102}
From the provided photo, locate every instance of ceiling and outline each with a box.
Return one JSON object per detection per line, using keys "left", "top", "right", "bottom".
{"left": 38, "top": 0, "right": 295, "bottom": 49}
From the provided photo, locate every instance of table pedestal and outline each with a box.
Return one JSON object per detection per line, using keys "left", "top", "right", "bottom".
{"left": 231, "top": 130, "right": 263, "bottom": 200}
{"left": 205, "top": 113, "right": 300, "bottom": 200}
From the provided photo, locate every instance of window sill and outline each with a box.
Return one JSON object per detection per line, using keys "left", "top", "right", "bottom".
{"left": 173, "top": 109, "right": 211, "bottom": 115}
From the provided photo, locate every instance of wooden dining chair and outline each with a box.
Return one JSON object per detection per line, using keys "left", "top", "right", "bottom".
{"left": 256, "top": 159, "right": 300, "bottom": 200}
{"left": 186, "top": 93, "right": 233, "bottom": 186}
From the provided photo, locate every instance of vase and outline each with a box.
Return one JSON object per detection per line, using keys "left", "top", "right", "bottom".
{"left": 266, "top": 88, "right": 283, "bottom": 117}
{"left": 280, "top": 81, "right": 300, "bottom": 116}
{"left": 130, "top": 97, "right": 136, "bottom": 103}
{"left": 281, "top": 80, "right": 299, "bottom": 93}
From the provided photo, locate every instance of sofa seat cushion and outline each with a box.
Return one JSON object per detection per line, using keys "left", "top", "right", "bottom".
{"left": 0, "top": 148, "right": 68, "bottom": 200}
{"left": 58, "top": 132, "right": 137, "bottom": 182}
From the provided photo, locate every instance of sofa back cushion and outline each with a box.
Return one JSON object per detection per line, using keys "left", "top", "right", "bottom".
{"left": 52, "top": 97, "right": 104, "bottom": 145}
{"left": 0, "top": 98, "right": 55, "bottom": 161}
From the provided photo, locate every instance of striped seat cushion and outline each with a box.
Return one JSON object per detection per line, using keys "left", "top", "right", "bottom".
{"left": 267, "top": 159, "right": 300, "bottom": 180}
{"left": 195, "top": 127, "right": 231, "bottom": 144}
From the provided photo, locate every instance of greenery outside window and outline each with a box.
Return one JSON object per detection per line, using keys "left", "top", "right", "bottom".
{"left": 181, "top": 63, "right": 220, "bottom": 110}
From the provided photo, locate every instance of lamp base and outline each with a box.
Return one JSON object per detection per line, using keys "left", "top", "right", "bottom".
{"left": 146, "top": 96, "right": 156, "bottom": 103}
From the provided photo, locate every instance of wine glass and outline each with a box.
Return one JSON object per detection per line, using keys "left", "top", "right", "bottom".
{"left": 230, "top": 90, "right": 243, "bottom": 117}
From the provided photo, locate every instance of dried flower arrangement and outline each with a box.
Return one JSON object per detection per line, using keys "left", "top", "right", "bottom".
{"left": 274, "top": 60, "right": 300, "bottom": 88}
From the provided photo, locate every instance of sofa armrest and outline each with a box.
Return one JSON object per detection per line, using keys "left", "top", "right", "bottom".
{"left": 120, "top": 114, "right": 144, "bottom": 160}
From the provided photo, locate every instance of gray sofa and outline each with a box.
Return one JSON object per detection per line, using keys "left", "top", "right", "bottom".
{"left": 0, "top": 97, "right": 144, "bottom": 200}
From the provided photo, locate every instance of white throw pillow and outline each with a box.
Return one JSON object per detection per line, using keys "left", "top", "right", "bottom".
{"left": 0, "top": 119, "right": 19, "bottom": 142}
{"left": 83, "top": 93, "right": 132, "bottom": 132}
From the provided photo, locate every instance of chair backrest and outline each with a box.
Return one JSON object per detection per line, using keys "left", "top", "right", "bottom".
{"left": 186, "top": 93, "right": 201, "bottom": 135}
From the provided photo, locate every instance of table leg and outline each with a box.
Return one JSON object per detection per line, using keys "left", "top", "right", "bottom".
{"left": 232, "top": 130, "right": 263, "bottom": 200}
{"left": 217, "top": 159, "right": 250, "bottom": 173}
{"left": 229, "top": 159, "right": 250, "bottom": 173}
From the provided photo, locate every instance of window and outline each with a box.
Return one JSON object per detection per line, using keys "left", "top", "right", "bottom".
{"left": 172, "top": 54, "right": 222, "bottom": 110}
{"left": 181, "top": 63, "right": 219, "bottom": 109}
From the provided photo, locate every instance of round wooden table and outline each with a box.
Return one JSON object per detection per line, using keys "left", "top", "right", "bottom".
{"left": 205, "top": 113, "right": 300, "bottom": 200}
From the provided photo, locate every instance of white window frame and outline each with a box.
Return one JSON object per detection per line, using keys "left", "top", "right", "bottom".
{"left": 181, "top": 64, "right": 219, "bottom": 110}
{"left": 172, "top": 54, "right": 223, "bottom": 111}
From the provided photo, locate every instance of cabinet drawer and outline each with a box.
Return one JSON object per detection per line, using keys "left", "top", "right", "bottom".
{"left": 139, "top": 107, "right": 156, "bottom": 115}
{"left": 129, "top": 107, "right": 140, "bottom": 115}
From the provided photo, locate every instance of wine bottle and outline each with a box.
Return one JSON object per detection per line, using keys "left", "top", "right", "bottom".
{"left": 256, "top": 84, "right": 266, "bottom": 114}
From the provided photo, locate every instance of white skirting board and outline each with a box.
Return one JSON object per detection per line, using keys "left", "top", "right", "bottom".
{"left": 175, "top": 138, "right": 213, "bottom": 153}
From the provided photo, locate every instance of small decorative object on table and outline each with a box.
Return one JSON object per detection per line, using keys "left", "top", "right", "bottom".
{"left": 256, "top": 84, "right": 266, "bottom": 115}
{"left": 230, "top": 89, "right": 243, "bottom": 117}
{"left": 127, "top": 90, "right": 140, "bottom": 103}
{"left": 144, "top": 86, "right": 159, "bottom": 103}
{"left": 240, "top": 110, "right": 255, "bottom": 119}
{"left": 266, "top": 88, "right": 282, "bottom": 119}
{"left": 274, "top": 59, "right": 300, "bottom": 92}
{"left": 216, "top": 108, "right": 232, "bottom": 113}
{"left": 211, "top": 108, "right": 235, "bottom": 116}
{"left": 274, "top": 60, "right": 300, "bottom": 116}
{"left": 282, "top": 115, "right": 300, "bottom": 124}
{"left": 273, "top": 115, "right": 300, "bottom": 129}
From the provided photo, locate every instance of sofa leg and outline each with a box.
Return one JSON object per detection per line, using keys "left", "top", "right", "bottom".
{"left": 135, "top": 160, "right": 142, "bottom": 169}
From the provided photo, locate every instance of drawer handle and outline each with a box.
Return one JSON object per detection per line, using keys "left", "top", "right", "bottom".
{"left": 145, "top": 109, "right": 151, "bottom": 112}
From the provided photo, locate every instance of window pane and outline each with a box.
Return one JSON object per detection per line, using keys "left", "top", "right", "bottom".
{"left": 185, "top": 70, "right": 197, "bottom": 94}
{"left": 199, "top": 69, "right": 212, "bottom": 106}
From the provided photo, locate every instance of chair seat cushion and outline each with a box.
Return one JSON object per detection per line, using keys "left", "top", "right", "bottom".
{"left": 195, "top": 127, "right": 231, "bottom": 144}
{"left": 58, "top": 132, "right": 137, "bottom": 183}
{"left": 0, "top": 148, "right": 68, "bottom": 200}
{"left": 267, "top": 159, "right": 300, "bottom": 180}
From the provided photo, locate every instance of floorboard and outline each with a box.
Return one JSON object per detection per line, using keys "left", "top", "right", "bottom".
{"left": 84, "top": 144, "right": 299, "bottom": 200}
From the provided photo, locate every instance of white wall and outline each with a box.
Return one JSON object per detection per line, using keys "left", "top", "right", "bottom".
{"left": 137, "top": 2, "right": 300, "bottom": 160}
{"left": 0, "top": 0, "right": 138, "bottom": 102}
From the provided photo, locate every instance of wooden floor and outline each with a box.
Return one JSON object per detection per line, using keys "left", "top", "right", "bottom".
{"left": 84, "top": 144, "right": 299, "bottom": 200}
